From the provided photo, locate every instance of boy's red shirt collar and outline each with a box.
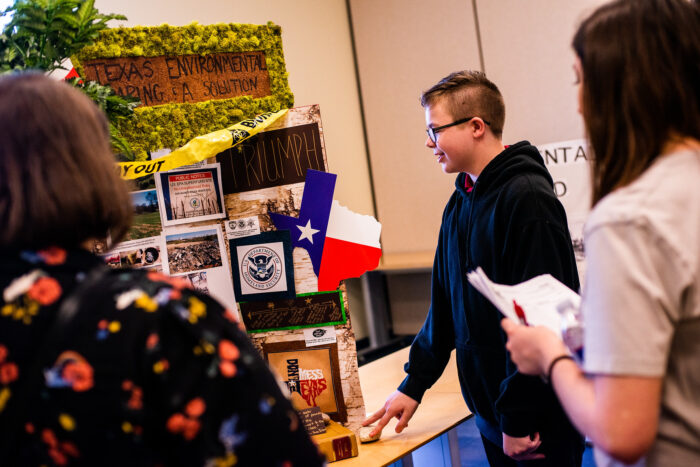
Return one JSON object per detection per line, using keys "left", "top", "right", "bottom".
{"left": 464, "top": 175, "right": 474, "bottom": 192}
{"left": 464, "top": 145, "right": 509, "bottom": 192}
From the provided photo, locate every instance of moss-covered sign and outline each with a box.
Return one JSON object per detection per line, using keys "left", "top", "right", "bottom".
{"left": 73, "top": 22, "right": 293, "bottom": 157}
{"left": 81, "top": 52, "right": 271, "bottom": 106}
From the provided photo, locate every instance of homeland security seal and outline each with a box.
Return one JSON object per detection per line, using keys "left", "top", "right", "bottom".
{"left": 241, "top": 246, "right": 283, "bottom": 290}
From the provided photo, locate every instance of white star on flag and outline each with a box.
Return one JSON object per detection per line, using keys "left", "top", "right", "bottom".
{"left": 297, "top": 219, "right": 320, "bottom": 244}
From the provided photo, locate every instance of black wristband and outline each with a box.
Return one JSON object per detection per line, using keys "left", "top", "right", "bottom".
{"left": 544, "top": 354, "right": 574, "bottom": 384}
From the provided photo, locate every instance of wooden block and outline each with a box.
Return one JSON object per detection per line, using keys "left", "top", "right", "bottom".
{"left": 312, "top": 420, "right": 359, "bottom": 463}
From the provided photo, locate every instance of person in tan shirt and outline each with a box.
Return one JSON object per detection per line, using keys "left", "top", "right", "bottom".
{"left": 502, "top": 0, "right": 700, "bottom": 465}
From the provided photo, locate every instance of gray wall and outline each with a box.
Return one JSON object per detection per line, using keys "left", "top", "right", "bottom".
{"left": 349, "top": 0, "right": 606, "bottom": 335}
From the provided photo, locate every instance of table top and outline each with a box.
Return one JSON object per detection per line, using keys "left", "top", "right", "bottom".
{"left": 337, "top": 346, "right": 471, "bottom": 466}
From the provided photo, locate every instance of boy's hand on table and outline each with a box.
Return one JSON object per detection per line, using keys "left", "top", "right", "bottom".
{"left": 362, "top": 390, "right": 419, "bottom": 437}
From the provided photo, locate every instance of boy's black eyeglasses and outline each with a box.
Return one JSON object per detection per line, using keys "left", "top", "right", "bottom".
{"left": 426, "top": 116, "right": 491, "bottom": 143}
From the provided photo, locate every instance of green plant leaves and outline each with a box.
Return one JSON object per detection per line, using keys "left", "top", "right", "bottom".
{"left": 0, "top": 0, "right": 135, "bottom": 156}
{"left": 68, "top": 77, "right": 140, "bottom": 158}
{"left": 1, "top": 0, "right": 125, "bottom": 71}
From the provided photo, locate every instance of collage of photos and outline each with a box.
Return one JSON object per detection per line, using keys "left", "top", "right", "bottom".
{"left": 98, "top": 158, "right": 236, "bottom": 311}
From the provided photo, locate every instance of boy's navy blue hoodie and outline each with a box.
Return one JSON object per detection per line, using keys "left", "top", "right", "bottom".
{"left": 398, "top": 141, "right": 581, "bottom": 447}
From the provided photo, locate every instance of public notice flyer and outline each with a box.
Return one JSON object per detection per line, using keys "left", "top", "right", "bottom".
{"left": 155, "top": 163, "right": 227, "bottom": 227}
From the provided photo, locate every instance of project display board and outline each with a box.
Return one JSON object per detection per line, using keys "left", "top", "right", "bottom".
{"left": 84, "top": 22, "right": 377, "bottom": 433}
{"left": 219, "top": 106, "right": 372, "bottom": 429}
{"left": 101, "top": 107, "right": 372, "bottom": 431}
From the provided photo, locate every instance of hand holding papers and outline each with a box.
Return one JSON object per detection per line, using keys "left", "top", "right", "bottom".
{"left": 466, "top": 267, "right": 581, "bottom": 339}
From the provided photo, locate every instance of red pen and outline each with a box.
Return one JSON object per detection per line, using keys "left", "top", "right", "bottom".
{"left": 513, "top": 300, "right": 529, "bottom": 326}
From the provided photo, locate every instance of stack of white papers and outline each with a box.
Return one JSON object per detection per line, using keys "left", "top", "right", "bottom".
{"left": 466, "top": 267, "right": 581, "bottom": 337}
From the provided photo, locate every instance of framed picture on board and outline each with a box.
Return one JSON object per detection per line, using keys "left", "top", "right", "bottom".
{"left": 229, "top": 230, "right": 296, "bottom": 302}
{"left": 262, "top": 340, "right": 347, "bottom": 422}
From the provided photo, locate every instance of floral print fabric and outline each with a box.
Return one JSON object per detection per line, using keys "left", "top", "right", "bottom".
{"left": 0, "top": 248, "right": 324, "bottom": 466}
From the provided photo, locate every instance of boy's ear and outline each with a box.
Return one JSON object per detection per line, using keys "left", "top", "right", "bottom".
{"left": 471, "top": 118, "right": 488, "bottom": 138}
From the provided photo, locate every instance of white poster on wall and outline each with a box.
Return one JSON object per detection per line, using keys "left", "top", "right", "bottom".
{"left": 537, "top": 138, "right": 592, "bottom": 281}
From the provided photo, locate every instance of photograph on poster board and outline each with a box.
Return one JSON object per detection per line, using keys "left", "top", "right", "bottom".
{"left": 100, "top": 236, "right": 167, "bottom": 272}
{"left": 165, "top": 228, "right": 222, "bottom": 274}
{"left": 183, "top": 271, "right": 210, "bottom": 294}
{"left": 240, "top": 290, "right": 346, "bottom": 333}
{"left": 263, "top": 341, "right": 347, "bottom": 422}
{"left": 164, "top": 224, "right": 237, "bottom": 311}
{"left": 156, "top": 163, "right": 226, "bottom": 227}
{"left": 230, "top": 230, "right": 296, "bottom": 302}
{"left": 124, "top": 188, "right": 162, "bottom": 241}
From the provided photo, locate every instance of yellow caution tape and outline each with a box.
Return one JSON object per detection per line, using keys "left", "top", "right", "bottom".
{"left": 118, "top": 109, "right": 288, "bottom": 179}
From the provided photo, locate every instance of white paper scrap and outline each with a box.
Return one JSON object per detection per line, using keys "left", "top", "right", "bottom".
{"left": 225, "top": 216, "right": 261, "bottom": 239}
{"left": 303, "top": 326, "right": 337, "bottom": 347}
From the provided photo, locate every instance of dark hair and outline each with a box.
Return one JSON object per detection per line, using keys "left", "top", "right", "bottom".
{"left": 0, "top": 73, "right": 132, "bottom": 249}
{"left": 573, "top": 0, "right": 700, "bottom": 205}
{"left": 420, "top": 70, "right": 506, "bottom": 138}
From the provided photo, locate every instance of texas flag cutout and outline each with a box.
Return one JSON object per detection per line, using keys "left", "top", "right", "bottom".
{"left": 269, "top": 169, "right": 382, "bottom": 291}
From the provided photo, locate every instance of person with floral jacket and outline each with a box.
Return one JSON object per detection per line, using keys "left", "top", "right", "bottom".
{"left": 0, "top": 73, "right": 324, "bottom": 467}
